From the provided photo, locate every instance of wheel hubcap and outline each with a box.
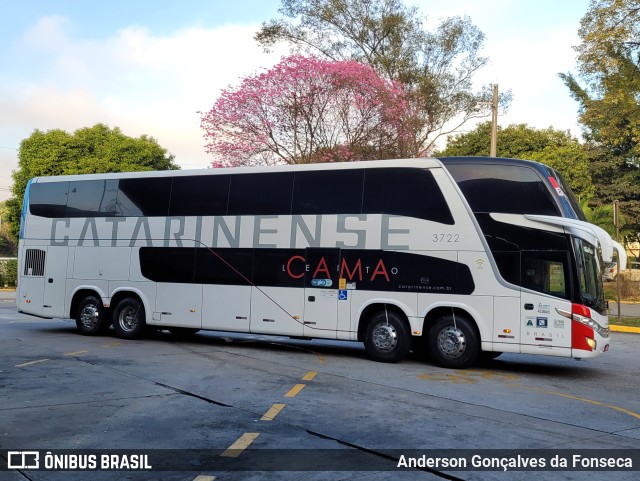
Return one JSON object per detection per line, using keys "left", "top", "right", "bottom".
{"left": 80, "top": 304, "right": 98, "bottom": 329}
{"left": 119, "top": 307, "right": 138, "bottom": 332}
{"left": 372, "top": 323, "right": 398, "bottom": 352}
{"left": 437, "top": 326, "right": 466, "bottom": 359}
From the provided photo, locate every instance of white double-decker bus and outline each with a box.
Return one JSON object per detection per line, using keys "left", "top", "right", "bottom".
{"left": 16, "top": 157, "right": 624, "bottom": 368}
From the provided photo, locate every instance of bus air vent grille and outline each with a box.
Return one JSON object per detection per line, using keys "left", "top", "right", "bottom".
{"left": 24, "top": 249, "right": 46, "bottom": 277}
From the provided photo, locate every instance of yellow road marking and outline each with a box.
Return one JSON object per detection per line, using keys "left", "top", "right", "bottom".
{"left": 417, "top": 368, "right": 640, "bottom": 422}
{"left": 260, "top": 403, "right": 286, "bottom": 421}
{"left": 302, "top": 371, "right": 317, "bottom": 381}
{"left": 64, "top": 350, "right": 88, "bottom": 356}
{"left": 519, "top": 385, "right": 640, "bottom": 421}
{"left": 101, "top": 341, "right": 122, "bottom": 348}
{"left": 15, "top": 359, "right": 50, "bottom": 368}
{"left": 316, "top": 353, "right": 325, "bottom": 364}
{"left": 192, "top": 476, "right": 215, "bottom": 481}
{"left": 610, "top": 325, "right": 640, "bottom": 334}
{"left": 285, "top": 383, "right": 306, "bottom": 398}
{"left": 417, "top": 370, "right": 518, "bottom": 384}
{"left": 220, "top": 433, "right": 260, "bottom": 458}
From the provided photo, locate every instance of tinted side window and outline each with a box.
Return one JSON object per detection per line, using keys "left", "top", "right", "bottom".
{"left": 476, "top": 214, "right": 570, "bottom": 251}
{"left": 252, "top": 248, "right": 305, "bottom": 288}
{"left": 139, "top": 247, "right": 196, "bottom": 283}
{"left": 363, "top": 168, "right": 454, "bottom": 224}
{"left": 228, "top": 173, "right": 294, "bottom": 216}
{"left": 493, "top": 251, "right": 521, "bottom": 286}
{"left": 522, "top": 251, "right": 570, "bottom": 300}
{"left": 195, "top": 248, "right": 253, "bottom": 285}
{"left": 117, "top": 177, "right": 172, "bottom": 217}
{"left": 170, "top": 175, "right": 230, "bottom": 216}
{"left": 292, "top": 170, "right": 364, "bottom": 214}
{"left": 66, "top": 180, "right": 118, "bottom": 217}
{"left": 29, "top": 182, "right": 69, "bottom": 218}
{"left": 447, "top": 164, "right": 559, "bottom": 215}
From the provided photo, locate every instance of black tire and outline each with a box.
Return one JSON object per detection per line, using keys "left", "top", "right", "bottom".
{"left": 112, "top": 298, "right": 146, "bottom": 340}
{"left": 75, "top": 295, "right": 110, "bottom": 335}
{"left": 363, "top": 310, "right": 411, "bottom": 363}
{"left": 427, "top": 314, "right": 479, "bottom": 369}
{"left": 168, "top": 327, "right": 200, "bottom": 338}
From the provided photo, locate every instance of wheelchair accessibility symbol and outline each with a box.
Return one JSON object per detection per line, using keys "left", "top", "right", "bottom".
{"left": 338, "top": 290, "right": 348, "bottom": 300}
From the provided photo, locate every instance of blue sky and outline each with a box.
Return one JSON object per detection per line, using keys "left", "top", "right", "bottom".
{"left": 0, "top": 0, "right": 590, "bottom": 200}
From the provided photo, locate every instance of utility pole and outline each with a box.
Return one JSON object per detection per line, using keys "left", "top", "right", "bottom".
{"left": 490, "top": 84, "right": 498, "bottom": 157}
{"left": 614, "top": 200, "right": 621, "bottom": 319}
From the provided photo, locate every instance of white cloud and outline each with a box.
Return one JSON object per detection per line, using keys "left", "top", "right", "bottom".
{"left": 0, "top": 15, "right": 287, "bottom": 200}
{"left": 476, "top": 27, "right": 582, "bottom": 134}
{"left": 0, "top": 5, "right": 588, "bottom": 201}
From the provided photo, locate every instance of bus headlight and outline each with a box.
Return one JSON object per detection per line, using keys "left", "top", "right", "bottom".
{"left": 556, "top": 304, "right": 610, "bottom": 338}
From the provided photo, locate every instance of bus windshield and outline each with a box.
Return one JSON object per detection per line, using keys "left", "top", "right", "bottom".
{"left": 574, "top": 238, "right": 606, "bottom": 314}
{"left": 549, "top": 169, "right": 588, "bottom": 221}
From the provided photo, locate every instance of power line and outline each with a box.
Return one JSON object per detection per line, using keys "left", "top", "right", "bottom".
{"left": 0, "top": 146, "right": 18, "bottom": 151}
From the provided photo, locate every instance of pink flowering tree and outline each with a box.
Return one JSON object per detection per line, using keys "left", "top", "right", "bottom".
{"left": 201, "top": 55, "right": 414, "bottom": 167}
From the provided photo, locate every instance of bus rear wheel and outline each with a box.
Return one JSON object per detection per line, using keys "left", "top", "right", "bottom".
{"left": 363, "top": 310, "right": 411, "bottom": 363}
{"left": 427, "top": 314, "right": 479, "bottom": 369}
{"left": 112, "top": 298, "right": 146, "bottom": 340}
{"left": 75, "top": 295, "right": 110, "bottom": 335}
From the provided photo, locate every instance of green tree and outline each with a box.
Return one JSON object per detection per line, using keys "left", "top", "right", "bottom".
{"left": 255, "top": 0, "right": 511, "bottom": 155}
{"left": 559, "top": 0, "right": 640, "bottom": 228}
{"left": 7, "top": 124, "right": 178, "bottom": 239}
{"left": 580, "top": 200, "right": 616, "bottom": 237}
{"left": 0, "top": 202, "right": 17, "bottom": 257}
{"left": 436, "top": 122, "right": 595, "bottom": 200}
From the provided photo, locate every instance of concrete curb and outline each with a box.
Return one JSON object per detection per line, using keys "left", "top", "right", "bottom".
{"left": 610, "top": 325, "right": 640, "bottom": 334}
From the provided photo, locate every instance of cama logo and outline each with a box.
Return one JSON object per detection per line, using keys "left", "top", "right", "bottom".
{"left": 7, "top": 451, "right": 39, "bottom": 469}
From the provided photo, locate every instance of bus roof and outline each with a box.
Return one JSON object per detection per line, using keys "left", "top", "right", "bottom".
{"left": 29, "top": 158, "right": 444, "bottom": 183}
{"left": 437, "top": 156, "right": 553, "bottom": 174}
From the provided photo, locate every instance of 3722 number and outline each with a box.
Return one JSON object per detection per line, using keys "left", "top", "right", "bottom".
{"left": 432, "top": 234, "right": 460, "bottom": 243}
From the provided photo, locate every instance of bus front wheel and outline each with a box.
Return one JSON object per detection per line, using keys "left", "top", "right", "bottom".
{"left": 363, "top": 310, "right": 411, "bottom": 363}
{"left": 112, "top": 298, "right": 146, "bottom": 340}
{"left": 75, "top": 295, "right": 110, "bottom": 335}
{"left": 427, "top": 314, "right": 479, "bottom": 369}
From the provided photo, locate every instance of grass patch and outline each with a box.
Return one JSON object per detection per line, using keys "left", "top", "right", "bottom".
{"left": 609, "top": 316, "right": 640, "bottom": 328}
{"left": 604, "top": 278, "right": 640, "bottom": 302}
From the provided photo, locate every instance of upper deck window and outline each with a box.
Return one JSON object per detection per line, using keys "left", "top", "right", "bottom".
{"left": 446, "top": 164, "right": 559, "bottom": 215}
{"left": 29, "top": 182, "right": 69, "bottom": 218}
{"left": 363, "top": 168, "right": 454, "bottom": 224}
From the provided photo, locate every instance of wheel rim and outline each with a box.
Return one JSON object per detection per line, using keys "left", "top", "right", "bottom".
{"left": 80, "top": 303, "right": 99, "bottom": 329}
{"left": 371, "top": 323, "right": 398, "bottom": 352}
{"left": 437, "top": 325, "right": 466, "bottom": 359}
{"left": 118, "top": 306, "right": 139, "bottom": 332}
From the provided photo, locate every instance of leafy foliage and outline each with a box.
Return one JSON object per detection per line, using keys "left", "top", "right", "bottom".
{"left": 255, "top": 0, "right": 510, "bottom": 155}
{"left": 580, "top": 200, "right": 618, "bottom": 238}
{"left": 436, "top": 122, "right": 595, "bottom": 200}
{"left": 559, "top": 0, "right": 640, "bottom": 228}
{"left": 7, "top": 124, "right": 178, "bottom": 239}
{"left": 0, "top": 202, "right": 17, "bottom": 257}
{"left": 201, "top": 55, "right": 411, "bottom": 166}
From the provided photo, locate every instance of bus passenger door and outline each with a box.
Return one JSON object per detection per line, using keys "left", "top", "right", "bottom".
{"left": 520, "top": 251, "right": 572, "bottom": 354}
{"left": 303, "top": 248, "right": 341, "bottom": 339}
